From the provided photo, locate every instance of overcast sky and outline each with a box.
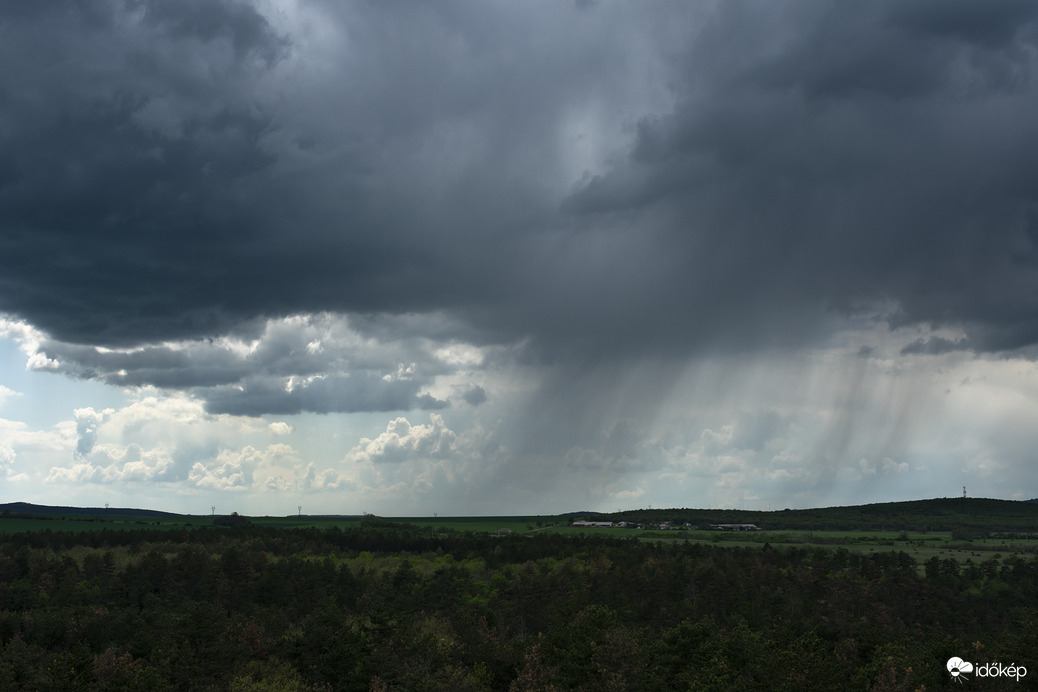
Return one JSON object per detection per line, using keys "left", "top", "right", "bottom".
{"left": 2, "top": 0, "right": 1038, "bottom": 515}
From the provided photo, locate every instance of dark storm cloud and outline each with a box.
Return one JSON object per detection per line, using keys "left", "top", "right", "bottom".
{"left": 900, "top": 336, "right": 973, "bottom": 356}
{"left": 564, "top": 0, "right": 1038, "bottom": 355}
{"left": 203, "top": 372, "right": 430, "bottom": 417}
{"left": 416, "top": 394, "right": 450, "bottom": 411}
{"left": 37, "top": 341, "right": 249, "bottom": 388}
{"left": 13, "top": 313, "right": 460, "bottom": 415}
{"left": 0, "top": 0, "right": 290, "bottom": 344}
{"left": 462, "top": 385, "right": 488, "bottom": 407}
{"left": 888, "top": 0, "right": 1038, "bottom": 46}
{"left": 0, "top": 0, "right": 620, "bottom": 349}
{"left": 3, "top": 0, "right": 1038, "bottom": 386}
{"left": 141, "top": 0, "right": 288, "bottom": 64}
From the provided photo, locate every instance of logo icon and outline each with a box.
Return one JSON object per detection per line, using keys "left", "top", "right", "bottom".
{"left": 948, "top": 657, "right": 974, "bottom": 682}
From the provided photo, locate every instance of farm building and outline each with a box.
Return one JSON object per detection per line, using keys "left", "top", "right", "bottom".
{"left": 709, "top": 523, "right": 761, "bottom": 531}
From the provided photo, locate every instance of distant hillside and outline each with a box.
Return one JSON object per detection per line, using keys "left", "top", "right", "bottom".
{"left": 0, "top": 502, "right": 184, "bottom": 519}
{"left": 598, "top": 497, "right": 1038, "bottom": 533}
{"left": 3, "top": 497, "right": 1037, "bottom": 532}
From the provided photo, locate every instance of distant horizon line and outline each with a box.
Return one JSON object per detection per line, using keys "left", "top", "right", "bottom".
{"left": 3, "top": 496, "right": 1036, "bottom": 519}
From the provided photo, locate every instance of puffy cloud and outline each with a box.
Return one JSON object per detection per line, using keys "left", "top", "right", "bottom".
{"left": 346, "top": 415, "right": 458, "bottom": 465}
{"left": 3, "top": 314, "right": 491, "bottom": 416}
{"left": 187, "top": 443, "right": 297, "bottom": 491}
{"left": 0, "top": 415, "right": 77, "bottom": 486}
{"left": 46, "top": 444, "right": 178, "bottom": 485}
{"left": 42, "top": 393, "right": 280, "bottom": 488}
{"left": 74, "top": 408, "right": 111, "bottom": 460}
{"left": 189, "top": 452, "right": 252, "bottom": 491}
{"left": 182, "top": 443, "right": 357, "bottom": 494}
{"left": 0, "top": 444, "right": 14, "bottom": 472}
{"left": 857, "top": 457, "right": 908, "bottom": 476}
{"left": 45, "top": 463, "right": 102, "bottom": 485}
{"left": 301, "top": 463, "right": 353, "bottom": 492}
{"left": 269, "top": 421, "right": 293, "bottom": 436}
{"left": 610, "top": 487, "right": 645, "bottom": 501}
{"left": 0, "top": 385, "right": 19, "bottom": 404}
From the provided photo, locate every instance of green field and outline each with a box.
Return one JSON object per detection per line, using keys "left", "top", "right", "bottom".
{"left": 0, "top": 515, "right": 210, "bottom": 532}
{"left": 247, "top": 515, "right": 556, "bottom": 533}
{"left": 4, "top": 498, "right": 1037, "bottom": 568}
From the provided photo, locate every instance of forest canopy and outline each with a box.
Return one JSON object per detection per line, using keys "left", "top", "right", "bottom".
{"left": 0, "top": 521, "right": 1035, "bottom": 690}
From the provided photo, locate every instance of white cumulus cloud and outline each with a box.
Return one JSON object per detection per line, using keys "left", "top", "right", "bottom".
{"left": 346, "top": 414, "right": 458, "bottom": 465}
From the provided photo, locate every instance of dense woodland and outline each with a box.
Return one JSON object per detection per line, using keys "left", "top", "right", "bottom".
{"left": 0, "top": 523, "right": 1036, "bottom": 690}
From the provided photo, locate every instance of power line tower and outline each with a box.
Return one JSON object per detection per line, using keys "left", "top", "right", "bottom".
{"left": 211, "top": 505, "right": 216, "bottom": 516}
{"left": 963, "top": 486, "right": 967, "bottom": 499}
{"left": 298, "top": 505, "right": 302, "bottom": 517}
